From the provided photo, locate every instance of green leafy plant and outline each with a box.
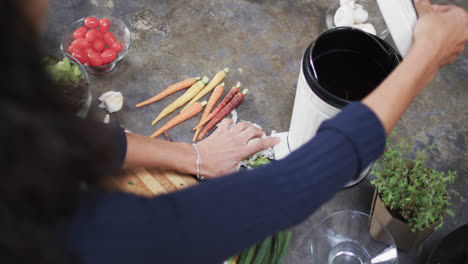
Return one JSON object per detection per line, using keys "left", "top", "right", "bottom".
{"left": 371, "top": 140, "right": 457, "bottom": 232}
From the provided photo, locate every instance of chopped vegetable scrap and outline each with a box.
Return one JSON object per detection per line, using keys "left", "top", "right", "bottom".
{"left": 43, "top": 57, "right": 84, "bottom": 85}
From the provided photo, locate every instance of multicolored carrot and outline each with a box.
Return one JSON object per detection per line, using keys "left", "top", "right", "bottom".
{"left": 135, "top": 77, "right": 200, "bottom": 108}
{"left": 198, "top": 89, "right": 248, "bottom": 140}
{"left": 181, "top": 68, "right": 229, "bottom": 113}
{"left": 151, "top": 77, "right": 209, "bottom": 126}
{"left": 193, "top": 82, "right": 241, "bottom": 131}
{"left": 150, "top": 101, "right": 207, "bottom": 138}
{"left": 192, "top": 82, "right": 225, "bottom": 142}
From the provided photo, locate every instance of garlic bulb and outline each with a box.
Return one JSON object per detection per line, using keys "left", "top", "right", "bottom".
{"left": 361, "top": 23, "right": 377, "bottom": 35}
{"left": 353, "top": 9, "right": 368, "bottom": 24}
{"left": 334, "top": 6, "right": 354, "bottom": 27}
{"left": 340, "top": 0, "right": 356, "bottom": 8}
{"left": 99, "top": 91, "right": 124, "bottom": 113}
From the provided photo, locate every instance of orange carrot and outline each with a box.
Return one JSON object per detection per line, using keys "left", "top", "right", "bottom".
{"left": 193, "top": 82, "right": 241, "bottom": 131}
{"left": 150, "top": 100, "right": 207, "bottom": 138}
{"left": 135, "top": 77, "right": 200, "bottom": 108}
{"left": 192, "top": 83, "right": 225, "bottom": 142}
{"left": 198, "top": 89, "right": 248, "bottom": 140}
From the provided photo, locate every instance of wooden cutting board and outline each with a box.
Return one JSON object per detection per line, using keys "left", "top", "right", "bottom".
{"left": 106, "top": 168, "right": 199, "bottom": 197}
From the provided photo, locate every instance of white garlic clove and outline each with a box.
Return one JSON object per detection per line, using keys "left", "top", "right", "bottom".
{"left": 340, "top": 0, "right": 356, "bottom": 8}
{"left": 354, "top": 3, "right": 364, "bottom": 10}
{"left": 353, "top": 9, "right": 369, "bottom": 24}
{"left": 361, "top": 23, "right": 377, "bottom": 35}
{"left": 334, "top": 6, "right": 354, "bottom": 27}
{"left": 99, "top": 91, "right": 124, "bottom": 113}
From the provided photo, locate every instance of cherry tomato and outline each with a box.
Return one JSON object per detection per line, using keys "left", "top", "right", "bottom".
{"left": 86, "top": 29, "right": 102, "bottom": 42}
{"left": 110, "top": 41, "right": 123, "bottom": 53}
{"left": 101, "top": 49, "right": 117, "bottom": 64}
{"left": 100, "top": 18, "right": 110, "bottom": 33}
{"left": 68, "top": 45, "right": 82, "bottom": 54}
{"left": 88, "top": 51, "right": 103, "bottom": 67}
{"left": 103, "top": 32, "right": 116, "bottom": 46}
{"left": 72, "top": 50, "right": 88, "bottom": 64}
{"left": 70, "top": 38, "right": 90, "bottom": 50}
{"left": 84, "top": 17, "right": 99, "bottom": 29}
{"left": 84, "top": 48, "right": 94, "bottom": 54}
{"left": 73, "top": 27, "right": 88, "bottom": 40}
{"left": 92, "top": 39, "right": 106, "bottom": 52}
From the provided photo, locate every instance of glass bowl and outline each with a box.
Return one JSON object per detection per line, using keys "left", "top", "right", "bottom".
{"left": 325, "top": 0, "right": 389, "bottom": 39}
{"left": 61, "top": 16, "right": 132, "bottom": 75}
{"left": 44, "top": 54, "right": 92, "bottom": 118}
{"left": 311, "top": 210, "right": 398, "bottom": 264}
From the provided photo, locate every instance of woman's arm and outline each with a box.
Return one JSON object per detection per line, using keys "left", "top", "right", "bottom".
{"left": 123, "top": 120, "right": 279, "bottom": 179}
{"left": 363, "top": 0, "right": 468, "bottom": 134}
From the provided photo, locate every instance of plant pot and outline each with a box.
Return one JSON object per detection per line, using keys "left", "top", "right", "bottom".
{"left": 369, "top": 189, "right": 440, "bottom": 251}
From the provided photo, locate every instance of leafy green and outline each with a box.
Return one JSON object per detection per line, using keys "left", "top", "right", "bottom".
{"left": 42, "top": 57, "right": 84, "bottom": 85}
{"left": 251, "top": 156, "right": 270, "bottom": 168}
{"left": 128, "top": 180, "right": 134, "bottom": 185}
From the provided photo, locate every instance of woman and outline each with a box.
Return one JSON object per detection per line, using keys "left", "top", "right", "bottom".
{"left": 1, "top": 0, "right": 467, "bottom": 263}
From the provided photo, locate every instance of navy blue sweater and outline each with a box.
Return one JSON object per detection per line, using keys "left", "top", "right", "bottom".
{"left": 66, "top": 103, "right": 386, "bottom": 264}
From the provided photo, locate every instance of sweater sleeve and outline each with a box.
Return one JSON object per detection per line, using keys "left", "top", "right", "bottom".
{"left": 66, "top": 103, "right": 385, "bottom": 264}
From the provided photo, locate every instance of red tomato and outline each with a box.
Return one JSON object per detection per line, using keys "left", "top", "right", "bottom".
{"left": 101, "top": 49, "right": 117, "bottom": 64}
{"left": 72, "top": 50, "right": 88, "bottom": 64}
{"left": 73, "top": 27, "right": 88, "bottom": 40}
{"left": 92, "top": 39, "right": 106, "bottom": 52}
{"left": 103, "top": 32, "right": 117, "bottom": 46}
{"left": 111, "top": 41, "right": 123, "bottom": 52}
{"left": 84, "top": 47, "right": 94, "bottom": 54}
{"left": 84, "top": 17, "right": 99, "bottom": 29}
{"left": 86, "top": 29, "right": 102, "bottom": 42}
{"left": 68, "top": 45, "right": 82, "bottom": 54}
{"left": 70, "top": 38, "right": 90, "bottom": 50}
{"left": 100, "top": 18, "right": 110, "bottom": 33}
{"left": 88, "top": 51, "right": 103, "bottom": 67}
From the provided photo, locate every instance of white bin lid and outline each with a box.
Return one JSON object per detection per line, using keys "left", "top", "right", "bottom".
{"left": 377, "top": 0, "right": 417, "bottom": 57}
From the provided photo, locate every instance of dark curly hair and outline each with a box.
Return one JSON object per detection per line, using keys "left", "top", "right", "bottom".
{"left": 0, "top": 1, "right": 121, "bottom": 263}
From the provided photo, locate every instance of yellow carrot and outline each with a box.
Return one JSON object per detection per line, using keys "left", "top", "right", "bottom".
{"left": 151, "top": 77, "right": 209, "bottom": 126}
{"left": 180, "top": 67, "right": 229, "bottom": 113}
{"left": 150, "top": 101, "right": 207, "bottom": 138}
{"left": 192, "top": 82, "right": 225, "bottom": 142}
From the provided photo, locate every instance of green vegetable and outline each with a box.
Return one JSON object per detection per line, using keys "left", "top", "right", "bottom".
{"left": 270, "top": 232, "right": 285, "bottom": 264}
{"left": 239, "top": 245, "right": 257, "bottom": 264}
{"left": 227, "top": 256, "right": 236, "bottom": 264}
{"left": 42, "top": 57, "right": 84, "bottom": 85}
{"left": 128, "top": 180, "right": 134, "bottom": 185}
{"left": 253, "top": 236, "right": 272, "bottom": 264}
{"left": 277, "top": 232, "right": 292, "bottom": 264}
{"left": 251, "top": 156, "right": 270, "bottom": 168}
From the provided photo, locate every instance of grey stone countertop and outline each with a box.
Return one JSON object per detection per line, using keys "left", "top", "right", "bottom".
{"left": 44, "top": 0, "right": 468, "bottom": 263}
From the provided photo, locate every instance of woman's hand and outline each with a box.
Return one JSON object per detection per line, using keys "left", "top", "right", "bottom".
{"left": 413, "top": 0, "right": 468, "bottom": 66}
{"left": 196, "top": 118, "right": 280, "bottom": 179}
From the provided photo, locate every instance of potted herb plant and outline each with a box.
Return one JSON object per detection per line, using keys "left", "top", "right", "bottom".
{"left": 369, "top": 140, "right": 457, "bottom": 251}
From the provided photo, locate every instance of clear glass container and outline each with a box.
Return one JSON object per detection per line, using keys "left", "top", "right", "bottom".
{"left": 61, "top": 16, "right": 132, "bottom": 75}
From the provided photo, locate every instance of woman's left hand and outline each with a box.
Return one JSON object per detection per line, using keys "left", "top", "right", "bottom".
{"left": 196, "top": 118, "right": 280, "bottom": 179}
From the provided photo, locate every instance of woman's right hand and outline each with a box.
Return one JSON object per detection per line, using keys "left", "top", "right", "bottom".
{"left": 413, "top": 0, "right": 468, "bottom": 66}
